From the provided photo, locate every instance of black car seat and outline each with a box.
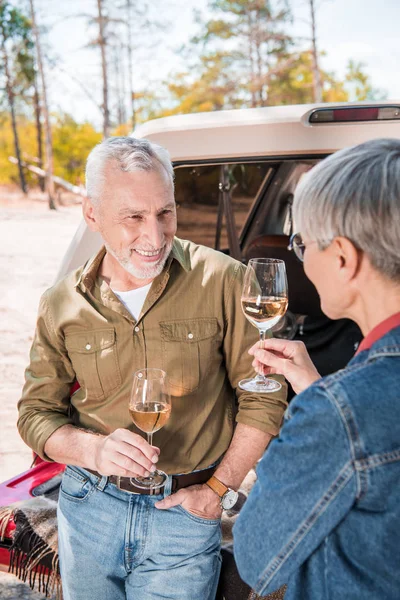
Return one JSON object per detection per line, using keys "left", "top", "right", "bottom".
{"left": 245, "top": 234, "right": 363, "bottom": 400}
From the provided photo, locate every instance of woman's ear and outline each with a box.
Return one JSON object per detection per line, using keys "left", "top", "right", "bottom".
{"left": 332, "top": 237, "right": 362, "bottom": 282}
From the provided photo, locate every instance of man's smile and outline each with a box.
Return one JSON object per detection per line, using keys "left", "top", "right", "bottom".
{"left": 132, "top": 246, "right": 165, "bottom": 261}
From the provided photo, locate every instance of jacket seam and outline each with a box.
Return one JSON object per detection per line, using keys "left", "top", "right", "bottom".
{"left": 323, "top": 386, "right": 368, "bottom": 500}
{"left": 356, "top": 449, "right": 400, "bottom": 469}
{"left": 255, "top": 461, "right": 354, "bottom": 594}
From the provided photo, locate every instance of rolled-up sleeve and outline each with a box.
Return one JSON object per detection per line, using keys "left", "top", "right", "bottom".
{"left": 223, "top": 262, "right": 288, "bottom": 435}
{"left": 17, "top": 291, "right": 75, "bottom": 460}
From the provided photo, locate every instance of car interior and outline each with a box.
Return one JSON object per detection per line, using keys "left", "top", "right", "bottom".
{"left": 174, "top": 158, "right": 363, "bottom": 402}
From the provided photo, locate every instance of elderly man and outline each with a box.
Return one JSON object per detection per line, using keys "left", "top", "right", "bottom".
{"left": 234, "top": 138, "right": 400, "bottom": 599}
{"left": 17, "top": 137, "right": 287, "bottom": 600}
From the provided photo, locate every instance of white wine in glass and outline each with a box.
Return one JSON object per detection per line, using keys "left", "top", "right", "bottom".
{"left": 240, "top": 258, "right": 288, "bottom": 393}
{"left": 129, "top": 368, "right": 171, "bottom": 490}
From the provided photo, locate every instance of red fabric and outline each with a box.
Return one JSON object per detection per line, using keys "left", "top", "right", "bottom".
{"left": 356, "top": 312, "right": 400, "bottom": 354}
{"left": 70, "top": 380, "right": 81, "bottom": 395}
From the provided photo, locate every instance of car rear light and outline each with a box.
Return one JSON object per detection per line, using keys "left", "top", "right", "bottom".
{"left": 309, "top": 106, "right": 400, "bottom": 123}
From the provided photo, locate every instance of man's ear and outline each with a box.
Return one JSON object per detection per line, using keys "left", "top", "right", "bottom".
{"left": 82, "top": 196, "right": 100, "bottom": 232}
{"left": 333, "top": 237, "right": 362, "bottom": 282}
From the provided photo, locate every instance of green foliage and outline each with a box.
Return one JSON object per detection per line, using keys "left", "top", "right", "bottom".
{"left": 0, "top": 111, "right": 102, "bottom": 185}
{"left": 49, "top": 114, "right": 102, "bottom": 184}
{"left": 0, "top": 1, "right": 35, "bottom": 103}
{"left": 0, "top": 111, "right": 36, "bottom": 184}
{"left": 345, "top": 60, "right": 386, "bottom": 101}
{"left": 188, "top": 0, "right": 293, "bottom": 107}
{"left": 160, "top": 1, "right": 385, "bottom": 115}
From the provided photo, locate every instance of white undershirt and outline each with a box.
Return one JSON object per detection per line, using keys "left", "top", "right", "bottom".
{"left": 112, "top": 283, "right": 152, "bottom": 321}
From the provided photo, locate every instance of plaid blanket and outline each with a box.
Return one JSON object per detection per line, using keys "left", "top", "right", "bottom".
{"left": 0, "top": 496, "right": 61, "bottom": 599}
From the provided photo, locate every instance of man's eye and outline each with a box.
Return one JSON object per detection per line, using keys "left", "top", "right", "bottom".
{"left": 160, "top": 210, "right": 172, "bottom": 217}
{"left": 127, "top": 215, "right": 142, "bottom": 220}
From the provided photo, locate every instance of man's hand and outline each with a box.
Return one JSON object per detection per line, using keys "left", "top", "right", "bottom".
{"left": 155, "top": 484, "right": 222, "bottom": 520}
{"left": 94, "top": 428, "right": 160, "bottom": 478}
{"left": 249, "top": 338, "right": 321, "bottom": 395}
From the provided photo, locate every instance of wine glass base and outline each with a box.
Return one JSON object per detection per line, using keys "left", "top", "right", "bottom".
{"left": 130, "top": 470, "right": 168, "bottom": 490}
{"left": 239, "top": 377, "right": 282, "bottom": 393}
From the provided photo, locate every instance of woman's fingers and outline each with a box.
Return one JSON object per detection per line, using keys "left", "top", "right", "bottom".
{"left": 249, "top": 338, "right": 307, "bottom": 360}
{"left": 252, "top": 348, "right": 287, "bottom": 372}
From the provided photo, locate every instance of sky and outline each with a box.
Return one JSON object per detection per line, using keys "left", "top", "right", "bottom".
{"left": 27, "top": 0, "right": 400, "bottom": 128}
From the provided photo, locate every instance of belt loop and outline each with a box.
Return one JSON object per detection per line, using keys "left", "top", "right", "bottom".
{"left": 163, "top": 475, "right": 173, "bottom": 498}
{"left": 96, "top": 475, "right": 108, "bottom": 492}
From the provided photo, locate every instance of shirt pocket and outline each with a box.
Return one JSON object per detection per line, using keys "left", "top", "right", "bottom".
{"left": 65, "top": 329, "right": 122, "bottom": 399}
{"left": 160, "top": 318, "right": 218, "bottom": 394}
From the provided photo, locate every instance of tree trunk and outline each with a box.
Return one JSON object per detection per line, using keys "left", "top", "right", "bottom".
{"left": 97, "top": 0, "right": 110, "bottom": 138}
{"left": 254, "top": 11, "right": 265, "bottom": 107}
{"left": 33, "top": 68, "right": 44, "bottom": 191}
{"left": 309, "top": 0, "right": 322, "bottom": 103}
{"left": 29, "top": 0, "right": 56, "bottom": 209}
{"left": 114, "top": 43, "right": 126, "bottom": 126}
{"left": 125, "top": 0, "right": 136, "bottom": 130}
{"left": 0, "top": 25, "right": 27, "bottom": 194}
{"left": 247, "top": 10, "right": 257, "bottom": 108}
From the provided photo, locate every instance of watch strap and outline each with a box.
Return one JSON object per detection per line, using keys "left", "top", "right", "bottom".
{"left": 205, "top": 475, "right": 229, "bottom": 499}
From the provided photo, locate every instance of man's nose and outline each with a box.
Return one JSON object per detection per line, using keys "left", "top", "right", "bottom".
{"left": 142, "top": 217, "right": 164, "bottom": 248}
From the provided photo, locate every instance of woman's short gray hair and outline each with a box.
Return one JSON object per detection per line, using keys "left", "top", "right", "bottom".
{"left": 85, "top": 136, "right": 174, "bottom": 203}
{"left": 293, "top": 138, "right": 400, "bottom": 281}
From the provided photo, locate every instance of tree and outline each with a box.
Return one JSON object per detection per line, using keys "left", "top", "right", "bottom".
{"left": 188, "top": 0, "right": 293, "bottom": 108}
{"left": 308, "top": 0, "right": 322, "bottom": 102}
{"left": 29, "top": 0, "right": 56, "bottom": 209}
{"left": 96, "top": 0, "right": 111, "bottom": 137}
{"left": 51, "top": 113, "right": 102, "bottom": 183}
{"left": 345, "top": 60, "right": 385, "bottom": 101}
{"left": 0, "top": 1, "right": 33, "bottom": 194}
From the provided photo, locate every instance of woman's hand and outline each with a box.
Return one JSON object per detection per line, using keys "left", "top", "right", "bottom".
{"left": 249, "top": 338, "right": 321, "bottom": 395}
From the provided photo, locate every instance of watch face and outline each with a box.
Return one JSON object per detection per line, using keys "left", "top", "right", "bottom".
{"left": 222, "top": 489, "right": 239, "bottom": 510}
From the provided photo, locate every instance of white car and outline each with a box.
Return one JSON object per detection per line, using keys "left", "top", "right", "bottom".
{"left": 59, "top": 101, "right": 400, "bottom": 275}
{"left": 1, "top": 101, "right": 400, "bottom": 599}
{"left": 57, "top": 101, "right": 400, "bottom": 387}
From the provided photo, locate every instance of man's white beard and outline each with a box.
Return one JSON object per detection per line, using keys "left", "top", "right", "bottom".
{"left": 105, "top": 241, "right": 173, "bottom": 280}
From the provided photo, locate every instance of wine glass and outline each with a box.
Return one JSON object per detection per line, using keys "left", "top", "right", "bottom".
{"left": 129, "top": 368, "right": 171, "bottom": 490}
{"left": 240, "top": 258, "right": 288, "bottom": 393}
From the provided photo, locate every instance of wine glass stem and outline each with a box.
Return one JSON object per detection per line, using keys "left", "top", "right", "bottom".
{"left": 255, "top": 330, "right": 268, "bottom": 384}
{"left": 147, "top": 432, "right": 155, "bottom": 474}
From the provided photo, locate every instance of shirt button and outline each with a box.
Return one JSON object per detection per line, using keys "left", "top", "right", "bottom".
{"left": 187, "top": 333, "right": 194, "bottom": 340}
{"left": 134, "top": 326, "right": 140, "bottom": 333}
{"left": 85, "top": 343, "right": 91, "bottom": 350}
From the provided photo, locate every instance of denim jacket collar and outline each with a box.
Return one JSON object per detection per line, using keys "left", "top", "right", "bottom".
{"left": 350, "top": 325, "right": 400, "bottom": 365}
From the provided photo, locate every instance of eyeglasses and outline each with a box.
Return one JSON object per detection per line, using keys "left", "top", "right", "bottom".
{"left": 288, "top": 233, "right": 306, "bottom": 262}
{"left": 288, "top": 233, "right": 332, "bottom": 262}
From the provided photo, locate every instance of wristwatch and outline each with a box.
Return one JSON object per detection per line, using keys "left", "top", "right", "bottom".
{"left": 206, "top": 475, "right": 239, "bottom": 510}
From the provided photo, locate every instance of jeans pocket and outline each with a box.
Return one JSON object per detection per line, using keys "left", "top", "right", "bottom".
{"left": 177, "top": 504, "right": 221, "bottom": 526}
{"left": 60, "top": 466, "right": 97, "bottom": 503}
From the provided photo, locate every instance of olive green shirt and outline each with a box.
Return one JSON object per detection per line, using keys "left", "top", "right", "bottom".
{"left": 18, "top": 238, "right": 287, "bottom": 473}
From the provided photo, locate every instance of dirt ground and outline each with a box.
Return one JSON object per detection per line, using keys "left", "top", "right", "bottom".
{"left": 0, "top": 186, "right": 82, "bottom": 597}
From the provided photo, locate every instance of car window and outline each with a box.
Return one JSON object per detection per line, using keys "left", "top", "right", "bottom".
{"left": 174, "top": 162, "right": 272, "bottom": 250}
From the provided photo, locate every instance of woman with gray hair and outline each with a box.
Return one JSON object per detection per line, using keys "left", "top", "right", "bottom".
{"left": 233, "top": 138, "right": 400, "bottom": 599}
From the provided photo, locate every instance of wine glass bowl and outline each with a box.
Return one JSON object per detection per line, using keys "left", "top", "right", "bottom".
{"left": 129, "top": 368, "right": 171, "bottom": 489}
{"left": 240, "top": 258, "right": 288, "bottom": 393}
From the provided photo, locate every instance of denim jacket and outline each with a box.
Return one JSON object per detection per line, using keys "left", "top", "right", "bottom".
{"left": 234, "top": 325, "right": 400, "bottom": 599}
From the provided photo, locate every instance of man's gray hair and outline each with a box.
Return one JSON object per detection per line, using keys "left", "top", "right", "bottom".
{"left": 85, "top": 136, "right": 174, "bottom": 203}
{"left": 293, "top": 138, "right": 400, "bottom": 281}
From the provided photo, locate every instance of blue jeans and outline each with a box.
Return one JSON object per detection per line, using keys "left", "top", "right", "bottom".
{"left": 57, "top": 466, "right": 222, "bottom": 600}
